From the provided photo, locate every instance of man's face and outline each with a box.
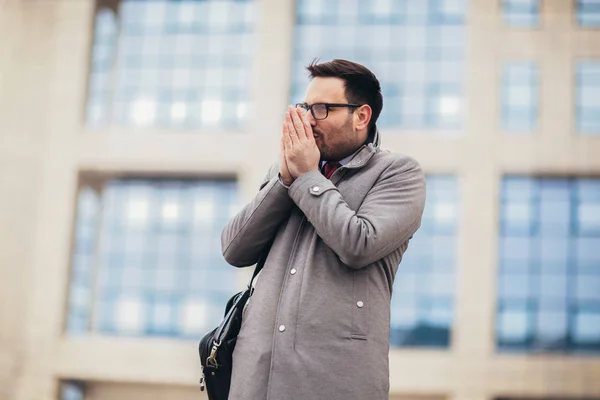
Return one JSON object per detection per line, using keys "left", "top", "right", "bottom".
{"left": 302, "top": 77, "right": 366, "bottom": 162}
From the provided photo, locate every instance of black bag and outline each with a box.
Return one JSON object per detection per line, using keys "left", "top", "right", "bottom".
{"left": 198, "top": 249, "right": 269, "bottom": 400}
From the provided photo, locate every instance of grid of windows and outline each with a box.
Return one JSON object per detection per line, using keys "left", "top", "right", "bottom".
{"left": 577, "top": 61, "right": 600, "bottom": 134}
{"left": 87, "top": 0, "right": 255, "bottom": 129}
{"left": 501, "top": 62, "right": 538, "bottom": 133}
{"left": 497, "top": 177, "right": 600, "bottom": 353}
{"left": 292, "top": 0, "right": 467, "bottom": 130}
{"left": 501, "top": 0, "right": 540, "bottom": 27}
{"left": 391, "top": 176, "right": 458, "bottom": 347}
{"left": 71, "top": 0, "right": 600, "bottom": 356}
{"left": 67, "top": 179, "right": 241, "bottom": 338}
{"left": 578, "top": 0, "right": 600, "bottom": 27}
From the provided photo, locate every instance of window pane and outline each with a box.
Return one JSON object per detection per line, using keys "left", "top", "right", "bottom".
{"left": 500, "top": 235, "right": 534, "bottom": 271}
{"left": 574, "top": 311, "right": 600, "bottom": 344}
{"left": 577, "top": 62, "right": 600, "bottom": 135}
{"left": 501, "top": 62, "right": 538, "bottom": 133}
{"left": 87, "top": 0, "right": 256, "bottom": 129}
{"left": 66, "top": 189, "right": 100, "bottom": 334}
{"left": 86, "top": 9, "right": 118, "bottom": 126}
{"left": 502, "top": 0, "right": 540, "bottom": 27}
{"left": 578, "top": 203, "right": 600, "bottom": 234}
{"left": 391, "top": 175, "right": 458, "bottom": 348}
{"left": 502, "top": 201, "right": 534, "bottom": 234}
{"left": 502, "top": 176, "right": 537, "bottom": 201}
{"left": 498, "top": 305, "right": 530, "bottom": 342}
{"left": 538, "top": 273, "right": 567, "bottom": 301}
{"left": 498, "top": 273, "right": 531, "bottom": 300}
{"left": 578, "top": 0, "right": 600, "bottom": 27}
{"left": 60, "top": 382, "right": 84, "bottom": 400}
{"left": 497, "top": 177, "right": 600, "bottom": 353}
{"left": 576, "top": 275, "right": 600, "bottom": 301}
{"left": 67, "top": 179, "right": 240, "bottom": 338}
{"left": 539, "top": 237, "right": 569, "bottom": 265}
{"left": 536, "top": 309, "right": 567, "bottom": 343}
{"left": 575, "top": 237, "right": 600, "bottom": 270}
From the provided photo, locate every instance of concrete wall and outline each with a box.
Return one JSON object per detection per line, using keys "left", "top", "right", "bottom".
{"left": 0, "top": 1, "right": 68, "bottom": 398}
{"left": 0, "top": 0, "right": 598, "bottom": 399}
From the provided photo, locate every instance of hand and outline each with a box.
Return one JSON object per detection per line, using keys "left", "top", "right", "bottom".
{"left": 283, "top": 106, "right": 320, "bottom": 179}
{"left": 280, "top": 120, "right": 294, "bottom": 186}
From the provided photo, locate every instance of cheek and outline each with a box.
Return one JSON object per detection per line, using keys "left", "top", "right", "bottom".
{"left": 317, "top": 120, "right": 343, "bottom": 139}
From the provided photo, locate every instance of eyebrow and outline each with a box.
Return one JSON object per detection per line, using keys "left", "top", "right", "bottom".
{"left": 304, "top": 100, "right": 345, "bottom": 104}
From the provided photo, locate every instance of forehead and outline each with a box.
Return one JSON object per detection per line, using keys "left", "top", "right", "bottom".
{"left": 304, "top": 77, "right": 347, "bottom": 104}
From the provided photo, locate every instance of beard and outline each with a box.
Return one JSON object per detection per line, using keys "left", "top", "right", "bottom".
{"left": 314, "top": 118, "right": 357, "bottom": 161}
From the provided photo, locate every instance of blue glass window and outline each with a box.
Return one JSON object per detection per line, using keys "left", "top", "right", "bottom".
{"left": 391, "top": 175, "right": 458, "bottom": 347}
{"left": 87, "top": 0, "right": 255, "bottom": 129}
{"left": 87, "top": 8, "right": 117, "bottom": 127}
{"left": 502, "top": 0, "right": 540, "bottom": 27}
{"left": 292, "top": 0, "right": 467, "bottom": 130}
{"left": 60, "top": 382, "right": 84, "bottom": 400}
{"left": 497, "top": 177, "right": 600, "bottom": 353}
{"left": 66, "top": 188, "right": 100, "bottom": 334}
{"left": 576, "top": 61, "right": 600, "bottom": 134}
{"left": 67, "top": 178, "right": 241, "bottom": 338}
{"left": 501, "top": 62, "right": 538, "bottom": 133}
{"left": 578, "top": 0, "right": 600, "bottom": 27}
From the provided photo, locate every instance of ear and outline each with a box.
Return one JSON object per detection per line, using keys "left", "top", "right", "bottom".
{"left": 354, "top": 104, "right": 372, "bottom": 132}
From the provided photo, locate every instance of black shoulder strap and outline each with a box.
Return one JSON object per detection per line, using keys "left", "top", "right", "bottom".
{"left": 247, "top": 239, "right": 274, "bottom": 291}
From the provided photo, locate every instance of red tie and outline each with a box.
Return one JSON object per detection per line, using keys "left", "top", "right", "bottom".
{"left": 323, "top": 162, "right": 341, "bottom": 179}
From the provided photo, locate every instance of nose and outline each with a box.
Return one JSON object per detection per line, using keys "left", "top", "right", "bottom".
{"left": 306, "top": 110, "right": 317, "bottom": 127}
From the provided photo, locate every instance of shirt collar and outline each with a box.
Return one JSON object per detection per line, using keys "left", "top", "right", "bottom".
{"left": 320, "top": 152, "right": 355, "bottom": 168}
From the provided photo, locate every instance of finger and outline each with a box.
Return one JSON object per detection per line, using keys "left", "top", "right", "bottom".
{"left": 281, "top": 121, "right": 290, "bottom": 143}
{"left": 297, "top": 107, "right": 313, "bottom": 141}
{"left": 285, "top": 110, "right": 299, "bottom": 146}
{"left": 289, "top": 107, "right": 306, "bottom": 140}
{"left": 282, "top": 120, "right": 293, "bottom": 148}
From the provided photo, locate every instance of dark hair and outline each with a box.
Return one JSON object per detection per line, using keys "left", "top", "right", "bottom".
{"left": 306, "top": 58, "right": 383, "bottom": 137}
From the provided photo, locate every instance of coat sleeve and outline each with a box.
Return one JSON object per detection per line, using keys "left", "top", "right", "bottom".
{"left": 287, "top": 155, "right": 426, "bottom": 269}
{"left": 221, "top": 164, "right": 295, "bottom": 267}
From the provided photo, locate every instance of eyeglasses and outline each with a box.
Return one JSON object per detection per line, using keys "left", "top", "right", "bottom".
{"left": 295, "top": 102, "right": 361, "bottom": 121}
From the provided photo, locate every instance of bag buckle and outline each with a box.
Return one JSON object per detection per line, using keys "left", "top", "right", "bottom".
{"left": 206, "top": 340, "right": 221, "bottom": 368}
{"left": 199, "top": 367, "right": 205, "bottom": 391}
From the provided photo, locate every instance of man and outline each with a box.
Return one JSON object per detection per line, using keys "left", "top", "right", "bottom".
{"left": 222, "top": 59, "right": 426, "bottom": 400}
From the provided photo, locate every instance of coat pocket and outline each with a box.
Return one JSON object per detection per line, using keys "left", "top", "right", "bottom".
{"left": 351, "top": 268, "right": 369, "bottom": 340}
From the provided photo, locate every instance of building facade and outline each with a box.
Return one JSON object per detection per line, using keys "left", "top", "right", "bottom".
{"left": 0, "top": 0, "right": 599, "bottom": 399}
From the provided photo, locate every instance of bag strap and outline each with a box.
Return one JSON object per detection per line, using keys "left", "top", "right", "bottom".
{"left": 209, "top": 240, "right": 275, "bottom": 349}
{"left": 247, "top": 239, "right": 273, "bottom": 292}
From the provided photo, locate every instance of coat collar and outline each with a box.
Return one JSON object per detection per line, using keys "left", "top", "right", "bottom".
{"left": 342, "top": 127, "right": 380, "bottom": 171}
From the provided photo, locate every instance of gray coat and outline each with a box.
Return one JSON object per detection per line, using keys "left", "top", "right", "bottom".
{"left": 222, "top": 131, "right": 426, "bottom": 400}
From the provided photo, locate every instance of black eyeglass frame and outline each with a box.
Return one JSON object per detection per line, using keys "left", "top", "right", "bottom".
{"left": 295, "top": 102, "right": 362, "bottom": 120}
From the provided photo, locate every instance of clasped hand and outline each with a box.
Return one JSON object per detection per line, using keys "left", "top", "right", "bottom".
{"left": 279, "top": 105, "right": 320, "bottom": 186}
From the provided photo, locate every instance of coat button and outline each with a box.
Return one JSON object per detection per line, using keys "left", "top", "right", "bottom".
{"left": 356, "top": 301, "right": 364, "bottom": 308}
{"left": 311, "top": 186, "right": 320, "bottom": 192}
{"left": 279, "top": 325, "right": 286, "bottom": 332}
{"left": 290, "top": 268, "right": 297, "bottom": 275}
